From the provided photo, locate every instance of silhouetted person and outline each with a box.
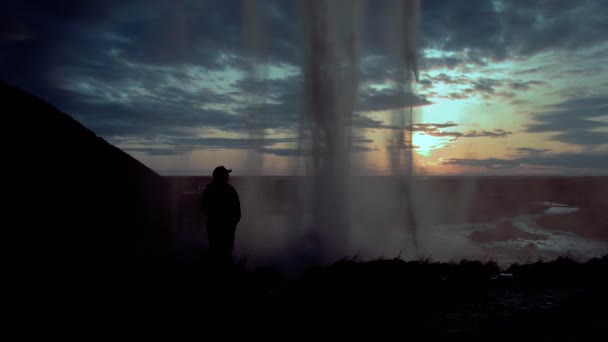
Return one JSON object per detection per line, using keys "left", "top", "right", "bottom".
{"left": 201, "top": 166, "right": 241, "bottom": 266}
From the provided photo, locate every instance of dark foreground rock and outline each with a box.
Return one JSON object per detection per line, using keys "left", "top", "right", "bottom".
{"left": 19, "top": 254, "right": 603, "bottom": 340}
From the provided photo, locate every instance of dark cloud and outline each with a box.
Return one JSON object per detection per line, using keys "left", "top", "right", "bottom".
{"left": 441, "top": 158, "right": 520, "bottom": 169}
{"left": 59, "top": 78, "right": 242, "bottom": 139}
{"left": 425, "top": 129, "right": 512, "bottom": 140}
{"left": 172, "top": 137, "right": 296, "bottom": 150}
{"left": 510, "top": 99, "right": 528, "bottom": 106}
{"left": 124, "top": 136, "right": 298, "bottom": 156}
{"left": 440, "top": 151, "right": 608, "bottom": 173}
{"left": 78, "top": 104, "right": 237, "bottom": 138}
{"left": 123, "top": 135, "right": 377, "bottom": 157}
{"left": 231, "top": 78, "right": 433, "bottom": 133}
{"left": 551, "top": 131, "right": 608, "bottom": 146}
{"left": 418, "top": 78, "right": 432, "bottom": 90}
{"left": 468, "top": 78, "right": 502, "bottom": 96}
{"left": 386, "top": 143, "right": 419, "bottom": 151}
{"left": 447, "top": 92, "right": 470, "bottom": 100}
{"left": 421, "top": 0, "right": 608, "bottom": 61}
{"left": 351, "top": 119, "right": 512, "bottom": 142}
{"left": 4, "top": 0, "right": 606, "bottom": 89}
{"left": 422, "top": 74, "right": 542, "bottom": 100}
{"left": 12, "top": 0, "right": 600, "bottom": 116}
{"left": 420, "top": 0, "right": 506, "bottom": 60}
{"left": 462, "top": 129, "right": 512, "bottom": 138}
{"left": 526, "top": 95, "right": 608, "bottom": 146}
{"left": 260, "top": 136, "right": 376, "bottom": 157}
{"left": 414, "top": 122, "right": 458, "bottom": 130}
{"left": 0, "top": 0, "right": 299, "bottom": 103}
{"left": 425, "top": 73, "right": 469, "bottom": 85}
{"left": 351, "top": 115, "right": 386, "bottom": 130}
{"left": 359, "top": 56, "right": 397, "bottom": 85}
{"left": 420, "top": 56, "right": 464, "bottom": 70}
{"left": 529, "top": 152, "right": 608, "bottom": 169}
{"left": 563, "top": 66, "right": 604, "bottom": 77}
{"left": 512, "top": 147, "right": 551, "bottom": 155}
{"left": 258, "top": 148, "right": 301, "bottom": 157}
{"left": 357, "top": 88, "right": 431, "bottom": 112}
{"left": 510, "top": 80, "right": 545, "bottom": 91}
{"left": 260, "top": 144, "right": 377, "bottom": 157}
{"left": 514, "top": 65, "right": 554, "bottom": 75}
{"left": 124, "top": 146, "right": 195, "bottom": 156}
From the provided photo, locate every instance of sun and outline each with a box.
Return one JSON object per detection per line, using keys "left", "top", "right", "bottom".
{"left": 413, "top": 132, "right": 448, "bottom": 156}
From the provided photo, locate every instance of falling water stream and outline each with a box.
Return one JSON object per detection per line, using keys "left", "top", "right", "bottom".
{"left": 241, "top": 0, "right": 421, "bottom": 264}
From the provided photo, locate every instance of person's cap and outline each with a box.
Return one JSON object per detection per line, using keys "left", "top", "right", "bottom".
{"left": 212, "top": 165, "right": 232, "bottom": 177}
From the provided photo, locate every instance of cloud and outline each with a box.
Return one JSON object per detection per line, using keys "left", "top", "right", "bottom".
{"left": 124, "top": 146, "right": 194, "bottom": 156}
{"left": 512, "top": 147, "right": 551, "bottom": 155}
{"left": 123, "top": 135, "right": 378, "bottom": 157}
{"left": 124, "top": 136, "right": 298, "bottom": 156}
{"left": 421, "top": 0, "right": 608, "bottom": 60}
{"left": 0, "top": 0, "right": 301, "bottom": 103}
{"left": 4, "top": 0, "right": 606, "bottom": 90}
{"left": 510, "top": 80, "right": 545, "bottom": 91}
{"left": 418, "top": 79, "right": 432, "bottom": 86}
{"left": 425, "top": 73, "right": 469, "bottom": 85}
{"left": 386, "top": 143, "right": 419, "bottom": 151}
{"left": 414, "top": 122, "right": 459, "bottom": 130}
{"left": 472, "top": 78, "right": 501, "bottom": 93}
{"left": 551, "top": 131, "right": 608, "bottom": 146}
{"left": 422, "top": 74, "right": 545, "bottom": 100}
{"left": 420, "top": 56, "right": 464, "bottom": 70}
{"left": 357, "top": 88, "right": 431, "bottom": 112}
{"left": 526, "top": 95, "right": 608, "bottom": 146}
{"left": 59, "top": 75, "right": 244, "bottom": 138}
{"left": 514, "top": 65, "right": 553, "bottom": 75}
{"left": 462, "top": 129, "right": 512, "bottom": 138}
{"left": 13, "top": 0, "right": 594, "bottom": 114}
{"left": 440, "top": 151, "right": 608, "bottom": 173}
{"left": 440, "top": 158, "right": 520, "bottom": 169}
{"left": 420, "top": 0, "right": 505, "bottom": 60}
{"left": 352, "top": 119, "right": 512, "bottom": 142}
{"left": 260, "top": 145, "right": 377, "bottom": 157}
{"left": 425, "top": 128, "right": 512, "bottom": 140}
{"left": 447, "top": 92, "right": 470, "bottom": 100}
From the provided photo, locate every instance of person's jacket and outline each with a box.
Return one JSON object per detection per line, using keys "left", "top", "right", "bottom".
{"left": 201, "top": 181, "right": 241, "bottom": 227}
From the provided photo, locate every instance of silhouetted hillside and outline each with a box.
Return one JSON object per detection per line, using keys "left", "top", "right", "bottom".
{"left": 2, "top": 81, "right": 172, "bottom": 300}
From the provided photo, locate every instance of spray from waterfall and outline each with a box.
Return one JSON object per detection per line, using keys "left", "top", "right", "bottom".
{"left": 384, "top": 0, "right": 420, "bottom": 251}
{"left": 240, "top": 0, "right": 420, "bottom": 265}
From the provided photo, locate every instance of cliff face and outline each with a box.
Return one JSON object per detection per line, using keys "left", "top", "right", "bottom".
{"left": 2, "top": 81, "right": 172, "bottom": 284}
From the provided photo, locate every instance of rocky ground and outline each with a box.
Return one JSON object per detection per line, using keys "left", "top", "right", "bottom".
{"left": 23, "top": 254, "right": 600, "bottom": 340}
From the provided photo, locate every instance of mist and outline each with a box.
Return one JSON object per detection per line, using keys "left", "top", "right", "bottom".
{"left": 235, "top": 0, "right": 419, "bottom": 266}
{"left": 171, "top": 0, "right": 608, "bottom": 271}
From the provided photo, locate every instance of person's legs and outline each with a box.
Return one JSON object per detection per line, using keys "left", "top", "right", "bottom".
{"left": 207, "top": 225, "right": 220, "bottom": 264}
{"left": 217, "top": 228, "right": 235, "bottom": 265}
{"left": 207, "top": 226, "right": 235, "bottom": 266}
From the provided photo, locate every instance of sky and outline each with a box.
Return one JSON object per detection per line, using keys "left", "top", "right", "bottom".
{"left": 1, "top": 0, "right": 607, "bottom": 176}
